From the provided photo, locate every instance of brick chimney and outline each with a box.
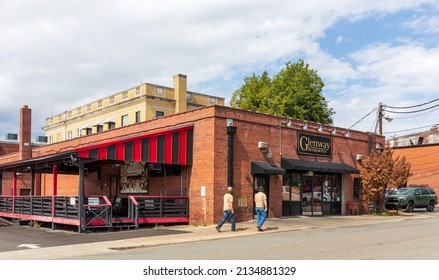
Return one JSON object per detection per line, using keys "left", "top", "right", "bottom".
{"left": 173, "top": 74, "right": 187, "bottom": 114}
{"left": 19, "top": 105, "right": 32, "bottom": 160}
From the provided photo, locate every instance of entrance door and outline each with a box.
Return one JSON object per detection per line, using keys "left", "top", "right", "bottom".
{"left": 302, "top": 174, "right": 323, "bottom": 215}
{"left": 253, "top": 174, "right": 269, "bottom": 218}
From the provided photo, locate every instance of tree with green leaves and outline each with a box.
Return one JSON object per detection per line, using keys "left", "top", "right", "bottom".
{"left": 359, "top": 148, "right": 412, "bottom": 213}
{"left": 230, "top": 60, "right": 334, "bottom": 124}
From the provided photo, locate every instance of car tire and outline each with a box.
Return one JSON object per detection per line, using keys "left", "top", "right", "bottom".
{"left": 426, "top": 201, "right": 435, "bottom": 212}
{"left": 405, "top": 201, "right": 414, "bottom": 212}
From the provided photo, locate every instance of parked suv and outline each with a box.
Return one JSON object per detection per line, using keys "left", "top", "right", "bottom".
{"left": 385, "top": 186, "right": 437, "bottom": 212}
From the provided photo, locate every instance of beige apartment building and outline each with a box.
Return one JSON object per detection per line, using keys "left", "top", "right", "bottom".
{"left": 43, "top": 74, "right": 224, "bottom": 143}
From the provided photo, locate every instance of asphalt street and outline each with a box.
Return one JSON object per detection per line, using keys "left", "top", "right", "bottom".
{"left": 0, "top": 208, "right": 438, "bottom": 259}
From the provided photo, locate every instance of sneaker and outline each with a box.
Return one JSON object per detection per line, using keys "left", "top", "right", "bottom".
{"left": 257, "top": 226, "right": 264, "bottom": 231}
{"left": 215, "top": 226, "right": 221, "bottom": 233}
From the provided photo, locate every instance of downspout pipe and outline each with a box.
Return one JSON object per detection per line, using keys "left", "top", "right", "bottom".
{"left": 227, "top": 126, "right": 237, "bottom": 187}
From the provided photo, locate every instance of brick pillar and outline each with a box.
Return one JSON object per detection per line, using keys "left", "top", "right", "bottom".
{"left": 19, "top": 105, "right": 32, "bottom": 160}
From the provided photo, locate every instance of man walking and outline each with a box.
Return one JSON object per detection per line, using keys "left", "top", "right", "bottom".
{"left": 255, "top": 186, "right": 267, "bottom": 231}
{"left": 215, "top": 186, "right": 235, "bottom": 232}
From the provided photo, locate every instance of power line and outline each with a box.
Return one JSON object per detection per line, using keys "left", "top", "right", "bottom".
{"left": 349, "top": 108, "right": 376, "bottom": 130}
{"left": 384, "top": 102, "right": 439, "bottom": 114}
{"left": 384, "top": 97, "right": 439, "bottom": 109}
{"left": 389, "top": 106, "right": 439, "bottom": 119}
{"left": 383, "top": 123, "right": 438, "bottom": 135}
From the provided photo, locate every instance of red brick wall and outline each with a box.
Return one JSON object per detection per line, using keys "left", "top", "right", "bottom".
{"left": 392, "top": 145, "right": 439, "bottom": 194}
{"left": 0, "top": 105, "right": 382, "bottom": 224}
{"left": 0, "top": 142, "right": 19, "bottom": 156}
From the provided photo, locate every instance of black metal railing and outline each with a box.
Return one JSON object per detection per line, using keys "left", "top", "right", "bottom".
{"left": 128, "top": 196, "right": 189, "bottom": 228}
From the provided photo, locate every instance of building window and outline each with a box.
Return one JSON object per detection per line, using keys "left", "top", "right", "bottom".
{"left": 77, "top": 128, "right": 81, "bottom": 137}
{"left": 67, "top": 130, "right": 73, "bottom": 140}
{"left": 85, "top": 128, "right": 92, "bottom": 135}
{"left": 135, "top": 111, "right": 141, "bottom": 123}
{"left": 156, "top": 111, "right": 164, "bottom": 118}
{"left": 353, "top": 178, "right": 362, "bottom": 199}
{"left": 121, "top": 114, "right": 129, "bottom": 126}
{"left": 156, "top": 87, "right": 164, "bottom": 96}
{"left": 186, "top": 93, "right": 192, "bottom": 100}
{"left": 48, "top": 135, "right": 53, "bottom": 144}
{"left": 209, "top": 97, "right": 217, "bottom": 104}
{"left": 122, "top": 91, "right": 128, "bottom": 99}
{"left": 96, "top": 125, "right": 103, "bottom": 133}
{"left": 108, "top": 121, "right": 116, "bottom": 129}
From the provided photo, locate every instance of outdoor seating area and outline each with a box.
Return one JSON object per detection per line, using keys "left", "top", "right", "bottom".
{"left": 0, "top": 195, "right": 189, "bottom": 232}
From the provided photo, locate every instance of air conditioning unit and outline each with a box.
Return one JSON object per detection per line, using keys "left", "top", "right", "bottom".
{"left": 5, "top": 133, "right": 18, "bottom": 141}
{"left": 258, "top": 141, "right": 268, "bottom": 150}
{"left": 36, "top": 136, "right": 48, "bottom": 143}
{"left": 356, "top": 154, "right": 365, "bottom": 161}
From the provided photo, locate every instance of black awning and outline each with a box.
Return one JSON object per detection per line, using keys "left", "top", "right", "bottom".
{"left": 281, "top": 158, "right": 359, "bottom": 174}
{"left": 0, "top": 151, "right": 77, "bottom": 173}
{"left": 251, "top": 161, "right": 286, "bottom": 175}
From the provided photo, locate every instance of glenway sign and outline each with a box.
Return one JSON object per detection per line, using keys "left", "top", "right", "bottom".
{"left": 297, "top": 132, "right": 332, "bottom": 157}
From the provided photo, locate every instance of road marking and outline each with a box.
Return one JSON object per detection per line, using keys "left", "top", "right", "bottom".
{"left": 17, "top": 244, "right": 41, "bottom": 249}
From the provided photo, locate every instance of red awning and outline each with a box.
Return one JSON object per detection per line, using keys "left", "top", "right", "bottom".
{"left": 75, "top": 125, "right": 193, "bottom": 165}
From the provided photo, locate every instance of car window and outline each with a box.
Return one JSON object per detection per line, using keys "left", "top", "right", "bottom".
{"left": 421, "top": 189, "right": 430, "bottom": 195}
{"left": 395, "top": 188, "right": 414, "bottom": 195}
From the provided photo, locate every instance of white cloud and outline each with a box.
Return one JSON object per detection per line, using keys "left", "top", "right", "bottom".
{"left": 0, "top": 0, "right": 437, "bottom": 138}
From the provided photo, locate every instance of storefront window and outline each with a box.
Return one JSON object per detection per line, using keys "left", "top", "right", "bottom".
{"left": 282, "top": 173, "right": 300, "bottom": 202}
{"left": 353, "top": 178, "right": 362, "bottom": 198}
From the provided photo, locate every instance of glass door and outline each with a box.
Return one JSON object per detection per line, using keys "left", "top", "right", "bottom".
{"left": 253, "top": 174, "right": 269, "bottom": 218}
{"left": 302, "top": 174, "right": 323, "bottom": 216}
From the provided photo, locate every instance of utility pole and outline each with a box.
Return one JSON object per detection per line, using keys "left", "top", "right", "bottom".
{"left": 378, "top": 102, "right": 383, "bottom": 135}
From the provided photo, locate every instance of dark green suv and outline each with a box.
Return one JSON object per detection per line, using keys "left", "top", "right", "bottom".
{"left": 385, "top": 186, "right": 437, "bottom": 212}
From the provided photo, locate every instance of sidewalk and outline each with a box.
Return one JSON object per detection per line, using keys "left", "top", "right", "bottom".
{"left": 0, "top": 212, "right": 435, "bottom": 260}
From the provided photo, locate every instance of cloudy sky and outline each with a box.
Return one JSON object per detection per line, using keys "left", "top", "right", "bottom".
{"left": 1, "top": 0, "right": 439, "bottom": 140}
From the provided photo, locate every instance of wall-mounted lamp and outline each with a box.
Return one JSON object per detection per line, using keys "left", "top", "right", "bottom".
{"left": 303, "top": 121, "right": 308, "bottom": 130}
{"left": 285, "top": 120, "right": 293, "bottom": 128}
{"left": 266, "top": 149, "right": 273, "bottom": 159}
{"left": 226, "top": 118, "right": 234, "bottom": 127}
{"left": 318, "top": 124, "right": 323, "bottom": 132}
{"left": 305, "top": 170, "right": 314, "bottom": 176}
{"left": 345, "top": 130, "right": 351, "bottom": 138}
{"left": 332, "top": 127, "right": 337, "bottom": 135}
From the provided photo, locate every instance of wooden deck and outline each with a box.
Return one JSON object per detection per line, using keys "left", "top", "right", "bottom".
{"left": 0, "top": 195, "right": 189, "bottom": 232}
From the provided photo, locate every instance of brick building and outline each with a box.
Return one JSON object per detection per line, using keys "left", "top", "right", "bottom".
{"left": 392, "top": 144, "right": 439, "bottom": 193}
{"left": 0, "top": 105, "right": 384, "bottom": 229}
{"left": 43, "top": 74, "right": 225, "bottom": 144}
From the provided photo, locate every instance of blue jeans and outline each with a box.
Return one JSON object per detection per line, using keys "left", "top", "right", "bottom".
{"left": 256, "top": 207, "right": 266, "bottom": 227}
{"left": 217, "top": 210, "right": 235, "bottom": 231}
